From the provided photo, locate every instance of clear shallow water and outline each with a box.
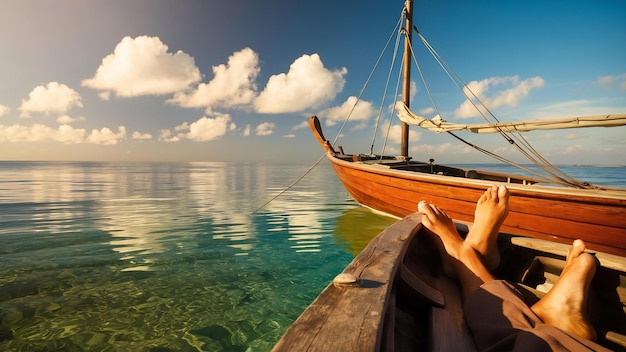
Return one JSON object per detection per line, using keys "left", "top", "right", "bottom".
{"left": 0, "top": 161, "right": 623, "bottom": 351}
{"left": 0, "top": 161, "right": 395, "bottom": 351}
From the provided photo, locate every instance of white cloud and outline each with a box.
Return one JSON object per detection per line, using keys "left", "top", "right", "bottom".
{"left": 529, "top": 99, "right": 624, "bottom": 120}
{"left": 159, "top": 129, "right": 180, "bottom": 142}
{"left": 57, "top": 115, "right": 85, "bottom": 124}
{"left": 455, "top": 76, "right": 545, "bottom": 119}
{"left": 243, "top": 124, "right": 251, "bottom": 136}
{"left": 175, "top": 122, "right": 189, "bottom": 132}
{"left": 132, "top": 131, "right": 153, "bottom": 140}
{"left": 563, "top": 133, "right": 583, "bottom": 140}
{"left": 562, "top": 145, "right": 583, "bottom": 154}
{"left": 379, "top": 145, "right": 399, "bottom": 155}
{"left": 597, "top": 73, "right": 626, "bottom": 90}
{"left": 82, "top": 36, "right": 201, "bottom": 98}
{"left": 19, "top": 82, "right": 83, "bottom": 118}
{"left": 255, "top": 122, "right": 275, "bottom": 136}
{"left": 318, "top": 96, "right": 375, "bottom": 127}
{"left": 169, "top": 48, "right": 260, "bottom": 111}
{"left": 597, "top": 76, "right": 614, "bottom": 85}
{"left": 86, "top": 126, "right": 126, "bottom": 145}
{"left": 529, "top": 133, "right": 554, "bottom": 141}
{"left": 419, "top": 107, "right": 434, "bottom": 115}
{"left": 254, "top": 54, "right": 347, "bottom": 113}
{"left": 409, "top": 142, "right": 471, "bottom": 155}
{"left": 177, "top": 114, "right": 236, "bottom": 142}
{"left": 0, "top": 124, "right": 50, "bottom": 142}
{"left": 0, "top": 104, "right": 9, "bottom": 117}
{"left": 56, "top": 124, "right": 87, "bottom": 143}
{"left": 410, "top": 142, "right": 454, "bottom": 154}
{"left": 387, "top": 123, "right": 421, "bottom": 145}
{"left": 0, "top": 123, "right": 86, "bottom": 144}
{"left": 283, "top": 133, "right": 296, "bottom": 138}
{"left": 292, "top": 121, "right": 309, "bottom": 130}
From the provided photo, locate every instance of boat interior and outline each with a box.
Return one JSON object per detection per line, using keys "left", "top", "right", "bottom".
{"left": 395, "top": 223, "right": 626, "bottom": 351}
{"left": 335, "top": 147, "right": 544, "bottom": 186}
{"left": 273, "top": 214, "right": 626, "bottom": 351}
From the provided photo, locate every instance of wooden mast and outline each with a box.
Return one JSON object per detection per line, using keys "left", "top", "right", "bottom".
{"left": 401, "top": 0, "right": 413, "bottom": 158}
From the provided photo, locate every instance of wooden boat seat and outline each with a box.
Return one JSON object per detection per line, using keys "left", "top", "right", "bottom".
{"left": 511, "top": 236, "right": 626, "bottom": 273}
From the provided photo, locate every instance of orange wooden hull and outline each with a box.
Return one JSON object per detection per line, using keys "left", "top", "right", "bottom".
{"left": 324, "top": 154, "right": 626, "bottom": 257}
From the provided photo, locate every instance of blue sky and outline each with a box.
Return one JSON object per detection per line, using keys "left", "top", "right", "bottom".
{"left": 1, "top": 0, "right": 625, "bottom": 164}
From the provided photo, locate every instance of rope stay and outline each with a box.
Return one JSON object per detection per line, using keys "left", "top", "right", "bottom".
{"left": 370, "top": 16, "right": 404, "bottom": 156}
{"left": 409, "top": 26, "right": 591, "bottom": 188}
{"left": 253, "top": 152, "right": 327, "bottom": 213}
{"left": 330, "top": 14, "right": 404, "bottom": 148}
{"left": 379, "top": 46, "right": 406, "bottom": 161}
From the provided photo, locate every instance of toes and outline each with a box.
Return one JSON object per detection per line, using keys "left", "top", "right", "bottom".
{"left": 569, "top": 239, "right": 587, "bottom": 258}
{"left": 477, "top": 187, "right": 492, "bottom": 204}
{"left": 418, "top": 201, "right": 449, "bottom": 221}
{"left": 418, "top": 200, "right": 436, "bottom": 218}
{"left": 497, "top": 185, "right": 510, "bottom": 202}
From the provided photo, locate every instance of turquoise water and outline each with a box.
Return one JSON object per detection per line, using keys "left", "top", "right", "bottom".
{"left": 0, "top": 161, "right": 623, "bottom": 351}
{"left": 0, "top": 161, "right": 395, "bottom": 351}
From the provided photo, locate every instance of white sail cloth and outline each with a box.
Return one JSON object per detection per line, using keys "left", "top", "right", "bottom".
{"left": 396, "top": 102, "right": 626, "bottom": 134}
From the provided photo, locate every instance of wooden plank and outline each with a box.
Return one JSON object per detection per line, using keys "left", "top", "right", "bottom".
{"left": 399, "top": 264, "right": 444, "bottom": 307}
{"left": 511, "top": 237, "right": 626, "bottom": 273}
{"left": 429, "top": 275, "right": 477, "bottom": 352}
{"left": 272, "top": 214, "right": 423, "bottom": 351}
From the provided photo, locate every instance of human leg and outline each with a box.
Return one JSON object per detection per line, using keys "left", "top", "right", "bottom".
{"left": 465, "top": 185, "right": 509, "bottom": 270}
{"left": 531, "top": 239, "right": 598, "bottom": 341}
{"left": 418, "top": 201, "right": 496, "bottom": 300}
{"left": 420, "top": 199, "right": 603, "bottom": 348}
{"left": 418, "top": 185, "right": 509, "bottom": 277}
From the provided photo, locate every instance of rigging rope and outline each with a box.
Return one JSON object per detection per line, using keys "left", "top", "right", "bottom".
{"left": 254, "top": 8, "right": 406, "bottom": 212}
{"left": 403, "top": 36, "right": 552, "bottom": 182}
{"left": 253, "top": 152, "right": 327, "bottom": 213}
{"left": 411, "top": 26, "right": 590, "bottom": 188}
{"left": 370, "top": 18, "right": 404, "bottom": 157}
{"left": 379, "top": 48, "right": 405, "bottom": 160}
{"left": 370, "top": 17, "right": 404, "bottom": 155}
{"left": 331, "top": 15, "right": 404, "bottom": 147}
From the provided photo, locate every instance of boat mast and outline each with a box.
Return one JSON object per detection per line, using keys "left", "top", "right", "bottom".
{"left": 401, "top": 0, "right": 413, "bottom": 158}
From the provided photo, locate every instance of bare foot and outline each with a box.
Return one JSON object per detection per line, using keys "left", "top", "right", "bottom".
{"left": 465, "top": 185, "right": 509, "bottom": 270}
{"left": 531, "top": 239, "right": 597, "bottom": 341}
{"left": 418, "top": 201, "right": 464, "bottom": 276}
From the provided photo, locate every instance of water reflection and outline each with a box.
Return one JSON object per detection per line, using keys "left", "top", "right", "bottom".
{"left": 0, "top": 161, "right": 359, "bottom": 265}
{"left": 334, "top": 207, "right": 398, "bottom": 256}
{"left": 0, "top": 161, "right": 384, "bottom": 351}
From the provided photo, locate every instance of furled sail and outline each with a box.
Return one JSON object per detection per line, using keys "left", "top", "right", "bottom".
{"left": 396, "top": 102, "right": 626, "bottom": 134}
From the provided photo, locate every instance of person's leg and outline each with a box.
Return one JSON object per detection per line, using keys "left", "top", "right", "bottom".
{"left": 418, "top": 201, "right": 495, "bottom": 300}
{"left": 418, "top": 185, "right": 509, "bottom": 277}
{"left": 465, "top": 185, "right": 509, "bottom": 270}
{"left": 530, "top": 239, "right": 598, "bottom": 341}
{"left": 421, "top": 201, "right": 603, "bottom": 347}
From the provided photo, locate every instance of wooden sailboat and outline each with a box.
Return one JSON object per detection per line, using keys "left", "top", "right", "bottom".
{"left": 303, "top": 0, "right": 626, "bottom": 257}
{"left": 274, "top": 0, "right": 626, "bottom": 351}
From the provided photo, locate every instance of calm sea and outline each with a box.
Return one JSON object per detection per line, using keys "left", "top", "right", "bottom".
{"left": 0, "top": 161, "right": 624, "bottom": 351}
